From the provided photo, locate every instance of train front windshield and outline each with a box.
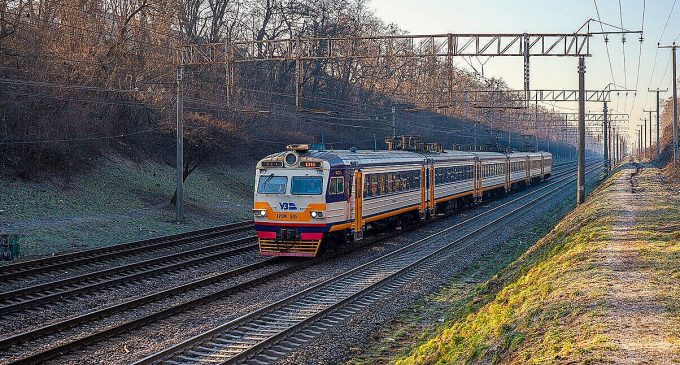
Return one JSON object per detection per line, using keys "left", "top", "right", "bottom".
{"left": 257, "top": 175, "right": 287, "bottom": 194}
{"left": 290, "top": 176, "right": 323, "bottom": 195}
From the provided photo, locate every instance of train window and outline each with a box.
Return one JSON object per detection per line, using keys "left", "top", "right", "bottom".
{"left": 330, "top": 177, "right": 344, "bottom": 195}
{"left": 291, "top": 176, "right": 323, "bottom": 195}
{"left": 364, "top": 178, "right": 371, "bottom": 197}
{"left": 371, "top": 175, "right": 378, "bottom": 196}
{"left": 257, "top": 175, "right": 287, "bottom": 194}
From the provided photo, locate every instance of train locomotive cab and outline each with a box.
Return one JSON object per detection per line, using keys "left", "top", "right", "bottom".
{"left": 253, "top": 145, "right": 331, "bottom": 257}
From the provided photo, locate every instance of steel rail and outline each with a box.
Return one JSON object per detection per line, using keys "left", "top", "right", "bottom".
{"left": 0, "top": 221, "right": 253, "bottom": 282}
{"left": 0, "top": 236, "right": 257, "bottom": 314}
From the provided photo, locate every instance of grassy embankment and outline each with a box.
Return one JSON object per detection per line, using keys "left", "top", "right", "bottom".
{"left": 0, "top": 156, "right": 254, "bottom": 257}
{"left": 351, "top": 164, "right": 680, "bottom": 364}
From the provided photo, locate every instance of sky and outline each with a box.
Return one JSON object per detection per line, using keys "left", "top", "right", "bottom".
{"left": 367, "top": 0, "right": 680, "bottom": 142}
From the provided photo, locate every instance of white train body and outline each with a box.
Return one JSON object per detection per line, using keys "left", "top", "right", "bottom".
{"left": 253, "top": 145, "right": 552, "bottom": 257}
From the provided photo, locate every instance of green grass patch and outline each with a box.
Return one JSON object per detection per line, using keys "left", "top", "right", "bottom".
{"left": 0, "top": 156, "right": 254, "bottom": 257}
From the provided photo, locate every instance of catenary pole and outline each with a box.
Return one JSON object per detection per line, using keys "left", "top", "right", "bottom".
{"left": 603, "top": 102, "right": 609, "bottom": 174}
{"left": 577, "top": 57, "right": 586, "bottom": 204}
{"left": 176, "top": 66, "right": 185, "bottom": 222}
{"left": 660, "top": 43, "right": 679, "bottom": 164}
{"left": 649, "top": 89, "right": 667, "bottom": 162}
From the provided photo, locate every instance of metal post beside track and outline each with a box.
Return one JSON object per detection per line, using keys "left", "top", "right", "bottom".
{"left": 577, "top": 57, "right": 586, "bottom": 205}
{"left": 176, "top": 66, "right": 185, "bottom": 222}
{"left": 603, "top": 102, "right": 609, "bottom": 174}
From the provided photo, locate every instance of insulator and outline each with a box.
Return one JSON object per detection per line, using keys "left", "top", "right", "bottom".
{"left": 604, "top": 35, "right": 609, "bottom": 43}
{"left": 622, "top": 35, "right": 626, "bottom": 43}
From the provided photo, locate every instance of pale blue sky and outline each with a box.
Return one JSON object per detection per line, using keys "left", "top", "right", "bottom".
{"left": 368, "top": 0, "right": 680, "bottom": 140}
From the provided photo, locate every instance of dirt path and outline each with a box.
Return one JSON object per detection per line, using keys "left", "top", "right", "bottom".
{"left": 599, "top": 165, "right": 680, "bottom": 364}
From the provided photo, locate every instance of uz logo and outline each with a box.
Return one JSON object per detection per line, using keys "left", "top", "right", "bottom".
{"left": 279, "top": 202, "right": 298, "bottom": 210}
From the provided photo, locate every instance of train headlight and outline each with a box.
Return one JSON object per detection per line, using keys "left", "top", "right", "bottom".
{"left": 253, "top": 209, "right": 267, "bottom": 217}
{"left": 285, "top": 152, "right": 298, "bottom": 166}
{"left": 310, "top": 211, "right": 324, "bottom": 219}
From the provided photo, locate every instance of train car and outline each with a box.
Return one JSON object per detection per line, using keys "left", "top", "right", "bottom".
{"left": 430, "top": 151, "right": 477, "bottom": 213}
{"left": 507, "top": 152, "right": 530, "bottom": 188}
{"left": 470, "top": 152, "right": 507, "bottom": 199}
{"left": 527, "top": 152, "right": 544, "bottom": 181}
{"left": 542, "top": 152, "right": 553, "bottom": 178}
{"left": 253, "top": 144, "right": 553, "bottom": 257}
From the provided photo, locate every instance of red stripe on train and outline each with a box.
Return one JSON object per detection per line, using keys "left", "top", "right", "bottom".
{"left": 300, "top": 232, "right": 324, "bottom": 240}
{"left": 257, "top": 231, "right": 277, "bottom": 239}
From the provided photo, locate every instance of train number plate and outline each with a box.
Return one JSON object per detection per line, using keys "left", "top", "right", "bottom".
{"left": 275, "top": 213, "right": 298, "bottom": 220}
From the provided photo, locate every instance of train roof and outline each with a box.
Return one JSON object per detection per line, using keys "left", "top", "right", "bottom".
{"left": 259, "top": 149, "right": 550, "bottom": 168}
{"left": 467, "top": 151, "right": 507, "bottom": 160}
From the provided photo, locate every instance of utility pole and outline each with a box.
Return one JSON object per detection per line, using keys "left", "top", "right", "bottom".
{"left": 603, "top": 102, "right": 609, "bottom": 174}
{"left": 611, "top": 127, "right": 615, "bottom": 166}
{"left": 614, "top": 129, "right": 619, "bottom": 165}
{"left": 577, "top": 57, "right": 586, "bottom": 204}
{"left": 644, "top": 119, "right": 648, "bottom": 160}
{"left": 535, "top": 93, "right": 539, "bottom": 151}
{"left": 649, "top": 89, "right": 668, "bottom": 162}
{"left": 391, "top": 105, "right": 396, "bottom": 138}
{"left": 638, "top": 126, "right": 642, "bottom": 159}
{"left": 643, "top": 109, "right": 654, "bottom": 160}
{"left": 614, "top": 129, "right": 618, "bottom": 165}
{"left": 659, "top": 43, "right": 678, "bottom": 164}
{"left": 175, "top": 66, "right": 185, "bottom": 222}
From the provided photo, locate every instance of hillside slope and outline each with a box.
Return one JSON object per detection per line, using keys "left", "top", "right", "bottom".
{"left": 394, "top": 164, "right": 680, "bottom": 364}
{"left": 0, "top": 156, "right": 254, "bottom": 257}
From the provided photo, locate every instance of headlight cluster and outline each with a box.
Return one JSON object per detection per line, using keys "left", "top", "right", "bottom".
{"left": 310, "top": 211, "right": 324, "bottom": 219}
{"left": 253, "top": 209, "right": 267, "bottom": 217}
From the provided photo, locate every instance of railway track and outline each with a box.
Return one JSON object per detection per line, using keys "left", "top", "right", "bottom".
{"left": 0, "top": 234, "right": 257, "bottom": 315}
{"left": 0, "top": 221, "right": 253, "bottom": 283}
{"left": 131, "top": 162, "right": 601, "bottom": 365}
{"left": 0, "top": 160, "right": 594, "bottom": 364}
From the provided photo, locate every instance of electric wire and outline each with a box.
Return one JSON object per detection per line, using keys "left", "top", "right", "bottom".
{"left": 593, "top": 0, "right": 618, "bottom": 86}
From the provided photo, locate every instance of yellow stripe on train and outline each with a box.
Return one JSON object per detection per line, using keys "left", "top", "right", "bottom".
{"left": 254, "top": 202, "right": 327, "bottom": 222}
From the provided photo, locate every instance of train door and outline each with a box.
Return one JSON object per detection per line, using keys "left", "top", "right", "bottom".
{"left": 540, "top": 155, "right": 545, "bottom": 180}
{"left": 353, "top": 170, "right": 364, "bottom": 240}
{"left": 420, "top": 165, "right": 427, "bottom": 219}
{"left": 525, "top": 156, "right": 530, "bottom": 185}
{"left": 428, "top": 162, "right": 435, "bottom": 215}
{"left": 505, "top": 157, "right": 510, "bottom": 192}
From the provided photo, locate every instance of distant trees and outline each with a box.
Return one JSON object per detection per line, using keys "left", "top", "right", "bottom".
{"left": 0, "top": 0, "right": 573, "bottom": 180}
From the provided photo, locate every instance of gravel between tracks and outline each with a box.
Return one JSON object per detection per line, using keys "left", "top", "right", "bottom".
{"left": 0, "top": 229, "right": 255, "bottom": 293}
{"left": 0, "top": 247, "right": 267, "bottom": 338}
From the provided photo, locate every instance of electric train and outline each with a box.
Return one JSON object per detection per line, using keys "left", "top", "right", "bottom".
{"left": 253, "top": 142, "right": 552, "bottom": 257}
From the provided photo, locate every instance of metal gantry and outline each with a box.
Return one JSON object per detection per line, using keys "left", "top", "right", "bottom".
{"left": 171, "top": 28, "right": 644, "bottom": 218}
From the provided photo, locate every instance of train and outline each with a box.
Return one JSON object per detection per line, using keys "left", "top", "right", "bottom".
{"left": 253, "top": 138, "right": 552, "bottom": 257}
